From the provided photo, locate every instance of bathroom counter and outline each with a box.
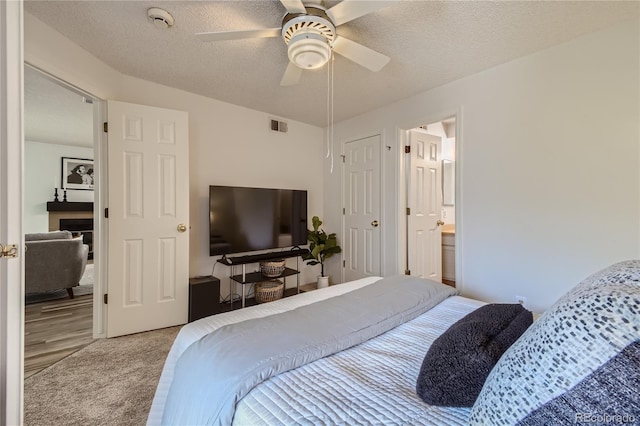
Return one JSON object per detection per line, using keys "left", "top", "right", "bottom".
{"left": 441, "top": 224, "right": 455, "bottom": 234}
{"left": 442, "top": 224, "right": 455, "bottom": 283}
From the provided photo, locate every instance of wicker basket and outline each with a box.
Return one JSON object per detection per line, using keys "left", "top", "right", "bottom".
{"left": 255, "top": 279, "right": 284, "bottom": 304}
{"left": 260, "top": 259, "right": 286, "bottom": 277}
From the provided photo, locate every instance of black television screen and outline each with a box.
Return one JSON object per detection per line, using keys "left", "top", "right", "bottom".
{"left": 209, "top": 185, "right": 308, "bottom": 256}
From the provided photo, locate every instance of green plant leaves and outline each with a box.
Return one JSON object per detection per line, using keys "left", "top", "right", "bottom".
{"left": 303, "top": 216, "right": 342, "bottom": 268}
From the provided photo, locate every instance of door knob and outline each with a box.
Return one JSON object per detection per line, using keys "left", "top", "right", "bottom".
{"left": 371, "top": 220, "right": 379, "bottom": 227}
{"left": 177, "top": 224, "right": 188, "bottom": 233}
{"left": 0, "top": 243, "right": 18, "bottom": 258}
{"left": 436, "top": 220, "right": 445, "bottom": 226}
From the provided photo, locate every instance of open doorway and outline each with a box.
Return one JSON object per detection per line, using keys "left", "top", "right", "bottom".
{"left": 23, "top": 65, "right": 97, "bottom": 377}
{"left": 404, "top": 116, "right": 457, "bottom": 286}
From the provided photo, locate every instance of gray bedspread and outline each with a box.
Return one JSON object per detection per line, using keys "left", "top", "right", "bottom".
{"left": 160, "top": 275, "right": 458, "bottom": 425}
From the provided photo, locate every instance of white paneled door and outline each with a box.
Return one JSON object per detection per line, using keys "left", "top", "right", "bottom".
{"left": 343, "top": 135, "right": 381, "bottom": 282}
{"left": 107, "top": 101, "right": 189, "bottom": 337}
{"left": 407, "top": 130, "right": 442, "bottom": 281}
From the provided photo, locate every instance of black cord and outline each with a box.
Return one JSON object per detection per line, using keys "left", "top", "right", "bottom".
{"left": 220, "top": 292, "right": 242, "bottom": 304}
{"left": 245, "top": 283, "right": 256, "bottom": 299}
{"left": 212, "top": 258, "right": 229, "bottom": 277}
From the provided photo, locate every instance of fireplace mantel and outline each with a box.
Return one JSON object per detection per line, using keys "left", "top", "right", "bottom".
{"left": 47, "top": 202, "right": 94, "bottom": 237}
{"left": 46, "top": 202, "right": 93, "bottom": 212}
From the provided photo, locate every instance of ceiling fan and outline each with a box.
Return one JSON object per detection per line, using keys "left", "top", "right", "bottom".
{"left": 196, "top": 0, "right": 392, "bottom": 86}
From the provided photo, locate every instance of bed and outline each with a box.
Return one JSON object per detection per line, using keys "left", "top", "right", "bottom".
{"left": 149, "top": 260, "right": 640, "bottom": 425}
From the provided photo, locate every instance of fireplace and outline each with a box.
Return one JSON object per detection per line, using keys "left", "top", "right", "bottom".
{"left": 60, "top": 218, "right": 94, "bottom": 259}
{"left": 47, "top": 202, "right": 95, "bottom": 259}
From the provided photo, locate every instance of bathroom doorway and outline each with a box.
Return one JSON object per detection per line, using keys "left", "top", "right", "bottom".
{"left": 405, "top": 116, "right": 456, "bottom": 286}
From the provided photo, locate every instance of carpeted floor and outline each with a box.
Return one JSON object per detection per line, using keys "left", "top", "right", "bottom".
{"left": 24, "top": 325, "right": 181, "bottom": 426}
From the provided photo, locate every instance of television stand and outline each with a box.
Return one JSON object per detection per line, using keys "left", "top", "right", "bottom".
{"left": 218, "top": 248, "right": 309, "bottom": 309}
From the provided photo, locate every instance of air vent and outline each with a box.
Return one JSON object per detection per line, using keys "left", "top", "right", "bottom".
{"left": 270, "top": 118, "right": 288, "bottom": 133}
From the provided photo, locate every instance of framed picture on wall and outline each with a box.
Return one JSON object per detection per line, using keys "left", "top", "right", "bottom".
{"left": 61, "top": 157, "right": 94, "bottom": 190}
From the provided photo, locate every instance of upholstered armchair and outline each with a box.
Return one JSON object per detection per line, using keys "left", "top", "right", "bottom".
{"left": 25, "top": 231, "right": 89, "bottom": 299}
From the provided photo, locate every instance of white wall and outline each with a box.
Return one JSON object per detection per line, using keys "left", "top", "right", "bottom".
{"left": 117, "top": 76, "right": 324, "bottom": 295}
{"left": 325, "top": 19, "right": 640, "bottom": 313}
{"left": 24, "top": 141, "right": 94, "bottom": 233}
{"left": 25, "top": 13, "right": 640, "bottom": 311}
{"left": 24, "top": 13, "right": 325, "bottom": 298}
{"left": 24, "top": 14, "right": 121, "bottom": 101}
{"left": 441, "top": 136, "right": 455, "bottom": 224}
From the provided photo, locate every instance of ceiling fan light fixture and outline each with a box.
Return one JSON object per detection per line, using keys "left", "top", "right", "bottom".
{"left": 287, "top": 33, "right": 331, "bottom": 69}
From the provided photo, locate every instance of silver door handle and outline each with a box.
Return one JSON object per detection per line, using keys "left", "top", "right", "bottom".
{"left": 371, "top": 220, "right": 379, "bottom": 227}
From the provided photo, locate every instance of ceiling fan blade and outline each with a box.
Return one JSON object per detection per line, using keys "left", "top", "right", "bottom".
{"left": 280, "top": 0, "right": 307, "bottom": 14}
{"left": 332, "top": 36, "right": 390, "bottom": 72}
{"left": 196, "top": 28, "right": 281, "bottom": 42}
{"left": 326, "top": 0, "right": 392, "bottom": 26}
{"left": 280, "top": 61, "right": 303, "bottom": 86}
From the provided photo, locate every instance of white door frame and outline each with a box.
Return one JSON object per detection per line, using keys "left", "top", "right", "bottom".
{"left": 397, "top": 109, "right": 464, "bottom": 291}
{"left": 1, "top": 0, "right": 24, "bottom": 423}
{"left": 94, "top": 99, "right": 107, "bottom": 337}
{"left": 24, "top": 63, "right": 107, "bottom": 338}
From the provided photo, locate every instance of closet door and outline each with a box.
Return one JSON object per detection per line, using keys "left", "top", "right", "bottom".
{"left": 343, "top": 135, "right": 382, "bottom": 282}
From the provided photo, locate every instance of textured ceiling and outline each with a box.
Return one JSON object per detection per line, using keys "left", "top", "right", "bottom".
{"left": 24, "top": 0, "right": 639, "bottom": 131}
{"left": 24, "top": 66, "right": 94, "bottom": 146}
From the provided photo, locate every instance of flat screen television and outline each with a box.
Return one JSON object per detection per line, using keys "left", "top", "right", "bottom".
{"left": 209, "top": 185, "right": 308, "bottom": 256}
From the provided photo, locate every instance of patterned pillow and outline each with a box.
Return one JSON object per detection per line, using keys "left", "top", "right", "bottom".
{"left": 518, "top": 341, "right": 640, "bottom": 425}
{"left": 468, "top": 260, "right": 640, "bottom": 425}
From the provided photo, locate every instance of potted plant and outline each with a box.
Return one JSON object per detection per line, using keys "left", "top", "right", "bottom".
{"left": 302, "top": 216, "right": 342, "bottom": 289}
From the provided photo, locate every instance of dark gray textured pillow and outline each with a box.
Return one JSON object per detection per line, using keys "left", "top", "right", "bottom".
{"left": 416, "top": 303, "right": 533, "bottom": 407}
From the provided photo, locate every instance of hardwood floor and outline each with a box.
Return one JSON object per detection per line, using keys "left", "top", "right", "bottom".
{"left": 442, "top": 278, "right": 456, "bottom": 287}
{"left": 24, "top": 293, "right": 94, "bottom": 378}
{"left": 24, "top": 282, "right": 293, "bottom": 376}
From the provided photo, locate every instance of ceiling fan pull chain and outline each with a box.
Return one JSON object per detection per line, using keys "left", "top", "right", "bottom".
{"left": 326, "top": 52, "right": 331, "bottom": 159}
{"left": 329, "top": 54, "right": 335, "bottom": 174}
